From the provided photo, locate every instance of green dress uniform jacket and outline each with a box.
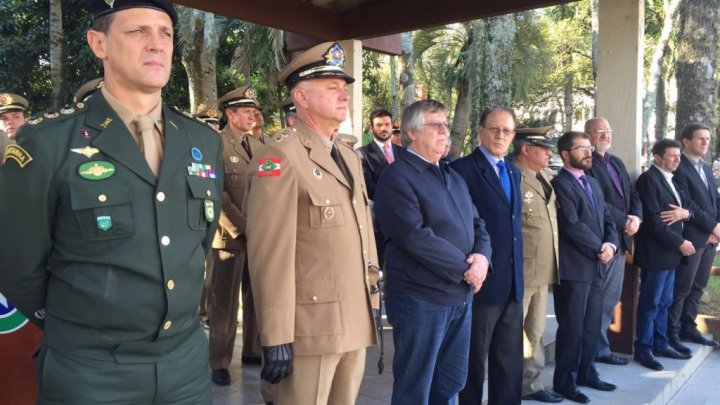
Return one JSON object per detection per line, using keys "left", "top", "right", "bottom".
{"left": 0, "top": 94, "right": 222, "bottom": 402}
{"left": 245, "top": 120, "right": 379, "bottom": 356}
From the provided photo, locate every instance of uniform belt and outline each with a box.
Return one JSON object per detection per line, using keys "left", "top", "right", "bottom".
{"left": 43, "top": 315, "right": 201, "bottom": 364}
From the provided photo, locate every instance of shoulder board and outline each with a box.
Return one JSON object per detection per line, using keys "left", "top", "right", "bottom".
{"left": 26, "top": 103, "right": 84, "bottom": 127}
{"left": 270, "top": 127, "right": 293, "bottom": 144}
{"left": 170, "top": 106, "right": 203, "bottom": 123}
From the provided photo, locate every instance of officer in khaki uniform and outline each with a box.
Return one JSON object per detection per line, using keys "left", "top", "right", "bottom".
{"left": 208, "top": 86, "right": 263, "bottom": 386}
{"left": 0, "top": 2, "right": 222, "bottom": 403}
{"left": 511, "top": 128, "right": 563, "bottom": 403}
{"left": 73, "top": 78, "right": 104, "bottom": 104}
{"left": 245, "top": 42, "right": 380, "bottom": 405}
{"left": 196, "top": 107, "right": 222, "bottom": 132}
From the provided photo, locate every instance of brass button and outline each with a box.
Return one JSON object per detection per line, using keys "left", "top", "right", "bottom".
{"left": 163, "top": 320, "right": 172, "bottom": 330}
{"left": 98, "top": 194, "right": 107, "bottom": 202}
{"left": 156, "top": 192, "right": 166, "bottom": 202}
{"left": 359, "top": 224, "right": 363, "bottom": 229}
{"left": 324, "top": 199, "right": 331, "bottom": 205}
{"left": 311, "top": 295, "right": 318, "bottom": 302}
{"left": 352, "top": 199, "right": 357, "bottom": 204}
{"left": 161, "top": 236, "right": 170, "bottom": 246}
{"left": 206, "top": 189, "right": 212, "bottom": 197}
{"left": 167, "top": 280, "right": 175, "bottom": 290}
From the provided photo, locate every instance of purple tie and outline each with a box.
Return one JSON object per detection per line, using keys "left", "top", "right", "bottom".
{"left": 579, "top": 175, "right": 596, "bottom": 207}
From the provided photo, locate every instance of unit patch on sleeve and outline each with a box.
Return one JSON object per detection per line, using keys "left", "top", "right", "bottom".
{"left": 257, "top": 157, "right": 282, "bottom": 177}
{"left": 3, "top": 145, "right": 33, "bottom": 168}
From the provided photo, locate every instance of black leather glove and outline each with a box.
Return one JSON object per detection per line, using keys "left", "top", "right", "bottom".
{"left": 261, "top": 344, "right": 293, "bottom": 384}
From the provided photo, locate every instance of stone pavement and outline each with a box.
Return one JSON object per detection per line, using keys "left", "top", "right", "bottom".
{"left": 212, "top": 301, "right": 719, "bottom": 405}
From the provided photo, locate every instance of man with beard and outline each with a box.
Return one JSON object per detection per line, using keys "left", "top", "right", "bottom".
{"left": 357, "top": 108, "right": 405, "bottom": 267}
{"left": 551, "top": 131, "right": 618, "bottom": 403}
{"left": 584, "top": 117, "right": 641, "bottom": 366}
{"left": 356, "top": 108, "right": 405, "bottom": 201}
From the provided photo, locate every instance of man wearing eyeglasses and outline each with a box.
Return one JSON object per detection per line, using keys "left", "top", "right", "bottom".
{"left": 584, "top": 117, "right": 642, "bottom": 367}
{"left": 452, "top": 107, "right": 524, "bottom": 405}
{"left": 551, "top": 131, "right": 619, "bottom": 403}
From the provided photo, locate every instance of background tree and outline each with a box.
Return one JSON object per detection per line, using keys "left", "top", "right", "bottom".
{"left": 49, "top": 0, "right": 65, "bottom": 109}
{"left": 674, "top": 0, "right": 720, "bottom": 159}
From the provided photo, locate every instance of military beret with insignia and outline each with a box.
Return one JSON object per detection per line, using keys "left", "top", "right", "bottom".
{"left": 0, "top": 93, "right": 29, "bottom": 114}
{"left": 218, "top": 86, "right": 259, "bottom": 110}
{"left": 87, "top": 0, "right": 177, "bottom": 25}
{"left": 279, "top": 42, "right": 355, "bottom": 88}
{"left": 74, "top": 78, "right": 104, "bottom": 103}
{"left": 514, "top": 126, "right": 554, "bottom": 148}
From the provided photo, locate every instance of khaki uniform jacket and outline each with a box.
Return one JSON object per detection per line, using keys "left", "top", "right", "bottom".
{"left": 212, "top": 128, "right": 262, "bottom": 250}
{"left": 518, "top": 163, "right": 560, "bottom": 287}
{"left": 0, "top": 94, "right": 222, "bottom": 361}
{"left": 245, "top": 120, "right": 378, "bottom": 356}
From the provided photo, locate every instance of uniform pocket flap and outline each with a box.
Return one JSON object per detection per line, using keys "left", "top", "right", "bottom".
{"left": 187, "top": 176, "right": 220, "bottom": 200}
{"left": 296, "top": 279, "right": 342, "bottom": 304}
{"left": 307, "top": 190, "right": 336, "bottom": 207}
{"left": 70, "top": 184, "right": 131, "bottom": 210}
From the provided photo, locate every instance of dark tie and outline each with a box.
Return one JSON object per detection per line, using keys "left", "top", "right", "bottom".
{"left": 331, "top": 145, "right": 352, "bottom": 186}
{"left": 537, "top": 172, "right": 552, "bottom": 200}
{"left": 241, "top": 137, "right": 252, "bottom": 159}
{"left": 579, "top": 175, "right": 596, "bottom": 207}
{"left": 497, "top": 160, "right": 511, "bottom": 201}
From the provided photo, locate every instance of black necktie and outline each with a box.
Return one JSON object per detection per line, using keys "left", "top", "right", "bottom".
{"left": 241, "top": 137, "right": 252, "bottom": 159}
{"left": 537, "top": 172, "right": 552, "bottom": 200}
{"left": 331, "top": 145, "right": 352, "bottom": 186}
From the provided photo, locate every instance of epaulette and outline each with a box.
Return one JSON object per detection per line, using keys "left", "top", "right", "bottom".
{"left": 337, "top": 133, "right": 358, "bottom": 149}
{"left": 270, "top": 127, "right": 293, "bottom": 143}
{"left": 26, "top": 102, "right": 85, "bottom": 127}
{"left": 171, "top": 105, "right": 206, "bottom": 125}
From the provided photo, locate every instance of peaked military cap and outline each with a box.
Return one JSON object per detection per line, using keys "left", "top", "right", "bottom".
{"left": 280, "top": 96, "right": 296, "bottom": 115}
{"left": 74, "top": 78, "right": 104, "bottom": 103}
{"left": 87, "top": 0, "right": 178, "bottom": 25}
{"left": 0, "top": 93, "right": 29, "bottom": 114}
{"left": 218, "top": 86, "right": 260, "bottom": 110}
{"left": 279, "top": 42, "right": 355, "bottom": 88}
{"left": 196, "top": 107, "right": 223, "bottom": 124}
{"left": 514, "top": 126, "right": 554, "bottom": 148}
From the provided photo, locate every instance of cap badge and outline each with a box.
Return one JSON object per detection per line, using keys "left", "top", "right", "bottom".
{"left": 207, "top": 108, "right": 219, "bottom": 118}
{"left": 105, "top": 0, "right": 115, "bottom": 8}
{"left": 244, "top": 87, "right": 256, "bottom": 99}
{"left": 0, "top": 93, "right": 14, "bottom": 106}
{"left": 324, "top": 43, "right": 345, "bottom": 67}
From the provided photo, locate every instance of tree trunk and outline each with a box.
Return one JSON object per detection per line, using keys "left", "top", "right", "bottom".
{"left": 482, "top": 14, "right": 516, "bottom": 108}
{"left": 399, "top": 32, "right": 414, "bottom": 114}
{"left": 590, "top": 0, "right": 599, "bottom": 116}
{"left": 449, "top": 22, "right": 477, "bottom": 159}
{"left": 642, "top": 0, "right": 681, "bottom": 142}
{"left": 390, "top": 55, "right": 398, "bottom": 120}
{"left": 49, "top": 0, "right": 64, "bottom": 109}
{"left": 655, "top": 70, "right": 667, "bottom": 141}
{"left": 675, "top": 0, "right": 719, "bottom": 159}
{"left": 180, "top": 10, "right": 220, "bottom": 113}
{"left": 563, "top": 55, "right": 574, "bottom": 132}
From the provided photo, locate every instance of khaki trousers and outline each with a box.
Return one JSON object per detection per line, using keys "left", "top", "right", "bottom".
{"left": 522, "top": 284, "right": 549, "bottom": 395}
{"left": 274, "top": 348, "right": 366, "bottom": 405}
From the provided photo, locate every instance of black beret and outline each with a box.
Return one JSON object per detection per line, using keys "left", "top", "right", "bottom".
{"left": 88, "top": 0, "right": 177, "bottom": 25}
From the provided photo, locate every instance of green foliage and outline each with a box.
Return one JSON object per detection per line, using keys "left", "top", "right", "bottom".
{"left": 362, "top": 50, "right": 392, "bottom": 130}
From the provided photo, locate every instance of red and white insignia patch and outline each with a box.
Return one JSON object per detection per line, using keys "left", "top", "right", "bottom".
{"left": 258, "top": 157, "right": 282, "bottom": 177}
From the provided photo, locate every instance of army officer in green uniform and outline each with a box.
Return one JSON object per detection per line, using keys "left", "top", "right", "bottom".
{"left": 0, "top": 1, "right": 222, "bottom": 404}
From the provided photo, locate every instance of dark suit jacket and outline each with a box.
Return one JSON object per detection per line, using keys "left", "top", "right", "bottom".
{"left": 551, "top": 169, "right": 619, "bottom": 283}
{"left": 586, "top": 152, "right": 642, "bottom": 251}
{"left": 356, "top": 141, "right": 405, "bottom": 200}
{"left": 451, "top": 148, "right": 524, "bottom": 305}
{"left": 673, "top": 154, "right": 720, "bottom": 248}
{"left": 633, "top": 165, "right": 687, "bottom": 270}
{"left": 374, "top": 150, "right": 492, "bottom": 306}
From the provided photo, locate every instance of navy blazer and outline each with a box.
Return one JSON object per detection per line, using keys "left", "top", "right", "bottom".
{"left": 673, "top": 154, "right": 720, "bottom": 248}
{"left": 356, "top": 141, "right": 405, "bottom": 200}
{"left": 586, "top": 152, "right": 642, "bottom": 251}
{"left": 633, "top": 166, "right": 687, "bottom": 270}
{"left": 374, "top": 150, "right": 492, "bottom": 306}
{"left": 551, "top": 169, "right": 619, "bottom": 283}
{"left": 451, "top": 148, "right": 524, "bottom": 305}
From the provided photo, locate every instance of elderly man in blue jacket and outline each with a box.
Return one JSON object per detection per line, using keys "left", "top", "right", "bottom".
{"left": 374, "top": 99, "right": 491, "bottom": 405}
